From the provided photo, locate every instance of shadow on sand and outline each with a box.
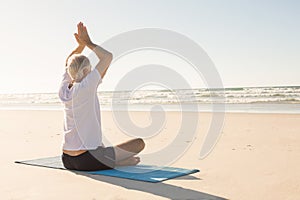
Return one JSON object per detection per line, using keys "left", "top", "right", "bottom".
{"left": 73, "top": 171, "right": 227, "bottom": 200}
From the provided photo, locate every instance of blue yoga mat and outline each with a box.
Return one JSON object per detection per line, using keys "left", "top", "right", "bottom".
{"left": 15, "top": 156, "right": 199, "bottom": 183}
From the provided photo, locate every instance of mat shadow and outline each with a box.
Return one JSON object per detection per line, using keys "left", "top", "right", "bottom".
{"left": 73, "top": 171, "right": 228, "bottom": 200}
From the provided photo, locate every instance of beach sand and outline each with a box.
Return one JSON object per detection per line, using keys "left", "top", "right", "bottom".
{"left": 0, "top": 110, "right": 299, "bottom": 200}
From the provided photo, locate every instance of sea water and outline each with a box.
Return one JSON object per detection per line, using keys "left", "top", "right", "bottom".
{"left": 0, "top": 86, "right": 300, "bottom": 114}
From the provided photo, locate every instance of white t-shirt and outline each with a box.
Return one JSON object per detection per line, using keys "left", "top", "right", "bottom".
{"left": 58, "top": 68, "right": 103, "bottom": 150}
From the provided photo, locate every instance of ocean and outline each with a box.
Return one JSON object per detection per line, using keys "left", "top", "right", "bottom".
{"left": 1, "top": 86, "right": 300, "bottom": 114}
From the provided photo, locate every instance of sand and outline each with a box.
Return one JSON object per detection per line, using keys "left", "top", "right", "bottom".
{"left": 0, "top": 110, "right": 299, "bottom": 200}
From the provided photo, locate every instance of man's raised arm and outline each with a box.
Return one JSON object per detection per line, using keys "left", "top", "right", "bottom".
{"left": 86, "top": 42, "right": 113, "bottom": 79}
{"left": 75, "top": 22, "right": 113, "bottom": 79}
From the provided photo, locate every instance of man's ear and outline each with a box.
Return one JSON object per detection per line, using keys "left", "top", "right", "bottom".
{"left": 83, "top": 68, "right": 90, "bottom": 76}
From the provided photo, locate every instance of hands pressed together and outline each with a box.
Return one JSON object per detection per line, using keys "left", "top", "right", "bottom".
{"left": 74, "top": 22, "right": 93, "bottom": 47}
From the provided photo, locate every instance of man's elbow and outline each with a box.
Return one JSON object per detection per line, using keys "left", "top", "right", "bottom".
{"left": 106, "top": 52, "right": 113, "bottom": 63}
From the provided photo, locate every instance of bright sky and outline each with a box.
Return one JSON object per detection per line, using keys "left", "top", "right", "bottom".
{"left": 0, "top": 0, "right": 299, "bottom": 94}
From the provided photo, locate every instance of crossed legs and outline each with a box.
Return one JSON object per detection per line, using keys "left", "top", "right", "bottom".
{"left": 113, "top": 138, "right": 145, "bottom": 166}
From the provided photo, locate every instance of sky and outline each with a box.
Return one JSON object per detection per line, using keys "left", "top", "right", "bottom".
{"left": 0, "top": 0, "right": 299, "bottom": 94}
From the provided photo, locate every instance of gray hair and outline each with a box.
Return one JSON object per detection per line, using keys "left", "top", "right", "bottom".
{"left": 67, "top": 54, "right": 91, "bottom": 82}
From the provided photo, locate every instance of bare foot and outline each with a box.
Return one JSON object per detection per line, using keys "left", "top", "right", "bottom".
{"left": 116, "top": 156, "right": 140, "bottom": 166}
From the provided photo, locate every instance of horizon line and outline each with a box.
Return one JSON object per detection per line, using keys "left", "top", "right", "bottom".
{"left": 0, "top": 85, "right": 299, "bottom": 95}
